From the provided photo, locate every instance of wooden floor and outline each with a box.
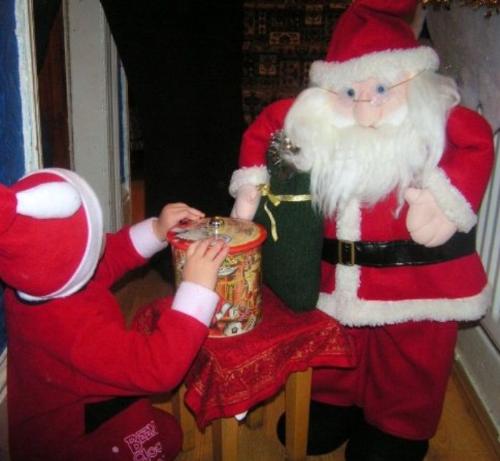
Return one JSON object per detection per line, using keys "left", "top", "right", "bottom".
{"left": 115, "top": 266, "right": 499, "bottom": 461}
{"left": 120, "top": 180, "right": 499, "bottom": 460}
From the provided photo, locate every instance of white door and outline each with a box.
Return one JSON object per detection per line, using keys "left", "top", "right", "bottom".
{"left": 64, "top": 0, "right": 129, "bottom": 232}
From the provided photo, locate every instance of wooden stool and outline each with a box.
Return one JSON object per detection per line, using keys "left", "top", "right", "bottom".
{"left": 173, "top": 368, "right": 312, "bottom": 461}
{"left": 170, "top": 287, "right": 353, "bottom": 460}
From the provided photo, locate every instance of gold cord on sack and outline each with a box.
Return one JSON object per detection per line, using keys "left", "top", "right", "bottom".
{"left": 257, "top": 184, "right": 312, "bottom": 241}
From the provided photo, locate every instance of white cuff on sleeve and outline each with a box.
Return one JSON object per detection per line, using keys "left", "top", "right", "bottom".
{"left": 229, "top": 166, "right": 269, "bottom": 197}
{"left": 172, "top": 281, "right": 219, "bottom": 326}
{"left": 424, "top": 168, "right": 477, "bottom": 232}
{"left": 129, "top": 218, "right": 168, "bottom": 258}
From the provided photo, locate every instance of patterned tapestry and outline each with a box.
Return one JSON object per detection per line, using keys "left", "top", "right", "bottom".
{"left": 242, "top": 1, "right": 349, "bottom": 125}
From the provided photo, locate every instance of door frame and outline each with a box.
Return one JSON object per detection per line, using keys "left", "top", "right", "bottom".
{"left": 1, "top": 1, "right": 41, "bottom": 457}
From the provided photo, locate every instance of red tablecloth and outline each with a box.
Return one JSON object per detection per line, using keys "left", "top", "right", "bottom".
{"left": 183, "top": 286, "right": 354, "bottom": 428}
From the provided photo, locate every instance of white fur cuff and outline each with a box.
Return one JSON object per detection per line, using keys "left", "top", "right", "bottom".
{"left": 172, "top": 281, "right": 219, "bottom": 326}
{"left": 424, "top": 168, "right": 477, "bottom": 232}
{"left": 129, "top": 218, "right": 168, "bottom": 258}
{"left": 229, "top": 166, "right": 269, "bottom": 197}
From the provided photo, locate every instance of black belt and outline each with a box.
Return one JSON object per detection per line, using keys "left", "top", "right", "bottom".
{"left": 322, "top": 227, "right": 476, "bottom": 267}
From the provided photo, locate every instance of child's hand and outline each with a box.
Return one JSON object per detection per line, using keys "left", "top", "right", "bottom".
{"left": 153, "top": 203, "right": 205, "bottom": 241}
{"left": 183, "top": 238, "right": 229, "bottom": 290}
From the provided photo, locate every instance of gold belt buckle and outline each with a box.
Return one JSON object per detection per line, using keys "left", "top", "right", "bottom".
{"left": 338, "top": 240, "right": 356, "bottom": 266}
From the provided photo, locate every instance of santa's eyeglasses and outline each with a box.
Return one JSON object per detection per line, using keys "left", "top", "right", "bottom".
{"left": 317, "top": 72, "right": 421, "bottom": 107}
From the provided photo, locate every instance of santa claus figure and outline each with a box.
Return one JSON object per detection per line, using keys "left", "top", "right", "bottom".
{"left": 230, "top": 1, "right": 494, "bottom": 460}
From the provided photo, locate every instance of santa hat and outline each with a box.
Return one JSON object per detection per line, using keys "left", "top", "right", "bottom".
{"left": 0, "top": 168, "right": 103, "bottom": 301}
{"left": 309, "top": 0, "right": 439, "bottom": 89}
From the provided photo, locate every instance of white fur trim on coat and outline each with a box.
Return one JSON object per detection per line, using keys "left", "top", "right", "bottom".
{"left": 309, "top": 47, "right": 439, "bottom": 90}
{"left": 229, "top": 166, "right": 269, "bottom": 197}
{"left": 318, "top": 283, "right": 491, "bottom": 327}
{"left": 423, "top": 168, "right": 477, "bottom": 232}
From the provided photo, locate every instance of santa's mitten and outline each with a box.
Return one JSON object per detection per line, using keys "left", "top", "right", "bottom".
{"left": 405, "top": 188, "right": 457, "bottom": 247}
{"left": 230, "top": 183, "right": 261, "bottom": 220}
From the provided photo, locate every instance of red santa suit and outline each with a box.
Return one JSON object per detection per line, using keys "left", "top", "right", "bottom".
{"left": 233, "top": 99, "right": 492, "bottom": 322}
{"left": 229, "top": 9, "right": 494, "bottom": 437}
{"left": 1, "top": 169, "right": 220, "bottom": 461}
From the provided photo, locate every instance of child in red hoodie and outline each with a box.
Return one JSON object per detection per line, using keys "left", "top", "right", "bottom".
{"left": 0, "top": 168, "right": 228, "bottom": 461}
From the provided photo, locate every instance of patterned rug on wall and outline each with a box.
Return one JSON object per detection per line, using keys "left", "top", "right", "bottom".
{"left": 242, "top": 1, "right": 349, "bottom": 125}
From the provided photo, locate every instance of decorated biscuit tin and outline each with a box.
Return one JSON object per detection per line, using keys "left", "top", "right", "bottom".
{"left": 167, "top": 217, "right": 267, "bottom": 338}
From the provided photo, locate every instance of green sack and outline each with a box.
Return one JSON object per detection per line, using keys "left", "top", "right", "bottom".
{"left": 254, "top": 131, "right": 323, "bottom": 312}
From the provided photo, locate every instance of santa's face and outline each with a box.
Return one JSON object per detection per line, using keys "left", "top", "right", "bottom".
{"left": 283, "top": 71, "right": 457, "bottom": 217}
{"left": 328, "top": 74, "right": 411, "bottom": 129}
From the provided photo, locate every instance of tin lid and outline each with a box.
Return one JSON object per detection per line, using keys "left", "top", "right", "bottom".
{"left": 167, "top": 216, "right": 267, "bottom": 254}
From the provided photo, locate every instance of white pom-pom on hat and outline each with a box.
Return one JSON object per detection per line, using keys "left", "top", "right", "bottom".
{"left": 16, "top": 182, "right": 82, "bottom": 219}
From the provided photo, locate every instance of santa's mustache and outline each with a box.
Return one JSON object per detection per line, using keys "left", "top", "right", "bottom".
{"left": 284, "top": 108, "right": 426, "bottom": 216}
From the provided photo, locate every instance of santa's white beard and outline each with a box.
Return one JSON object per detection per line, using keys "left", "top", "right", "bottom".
{"left": 283, "top": 77, "right": 457, "bottom": 217}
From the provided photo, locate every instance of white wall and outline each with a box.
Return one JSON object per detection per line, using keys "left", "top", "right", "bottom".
{"left": 427, "top": 5, "right": 500, "bottom": 436}
{"left": 426, "top": 7, "right": 500, "bottom": 132}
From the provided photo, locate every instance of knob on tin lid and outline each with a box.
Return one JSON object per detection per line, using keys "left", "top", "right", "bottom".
{"left": 167, "top": 216, "right": 267, "bottom": 254}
